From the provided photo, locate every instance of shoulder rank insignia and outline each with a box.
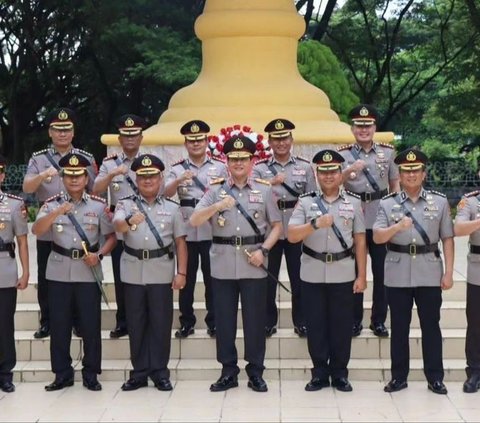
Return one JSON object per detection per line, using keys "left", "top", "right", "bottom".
{"left": 210, "top": 177, "right": 225, "bottom": 185}
{"left": 382, "top": 192, "right": 398, "bottom": 200}
{"left": 464, "top": 190, "right": 480, "bottom": 198}
{"left": 119, "top": 194, "right": 136, "bottom": 201}
{"left": 345, "top": 190, "right": 360, "bottom": 199}
{"left": 165, "top": 197, "right": 180, "bottom": 206}
{"left": 103, "top": 153, "right": 118, "bottom": 162}
{"left": 429, "top": 190, "right": 446, "bottom": 198}
{"left": 254, "top": 178, "right": 271, "bottom": 186}
{"left": 337, "top": 144, "right": 354, "bottom": 151}
{"left": 254, "top": 158, "right": 269, "bottom": 166}
{"left": 376, "top": 142, "right": 395, "bottom": 149}
{"left": 172, "top": 158, "right": 186, "bottom": 166}
{"left": 45, "top": 193, "right": 62, "bottom": 203}
{"left": 5, "top": 193, "right": 22, "bottom": 201}
{"left": 74, "top": 148, "right": 93, "bottom": 158}
{"left": 90, "top": 194, "right": 106, "bottom": 203}
{"left": 295, "top": 155, "right": 310, "bottom": 163}
{"left": 300, "top": 190, "right": 317, "bottom": 198}
{"left": 32, "top": 148, "right": 50, "bottom": 157}
{"left": 211, "top": 156, "right": 225, "bottom": 163}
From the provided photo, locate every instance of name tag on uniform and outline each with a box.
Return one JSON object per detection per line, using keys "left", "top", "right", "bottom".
{"left": 249, "top": 193, "right": 263, "bottom": 203}
{"left": 0, "top": 208, "right": 11, "bottom": 213}
{"left": 157, "top": 211, "right": 171, "bottom": 216}
{"left": 292, "top": 168, "right": 306, "bottom": 176}
{"left": 339, "top": 204, "right": 354, "bottom": 211}
{"left": 84, "top": 212, "right": 97, "bottom": 217}
{"left": 207, "top": 167, "right": 218, "bottom": 176}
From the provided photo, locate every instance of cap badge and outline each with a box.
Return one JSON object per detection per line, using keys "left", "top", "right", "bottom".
{"left": 323, "top": 152, "right": 333, "bottom": 162}
{"left": 359, "top": 107, "right": 369, "bottom": 117}
{"left": 406, "top": 151, "right": 417, "bottom": 162}
{"left": 274, "top": 120, "right": 285, "bottom": 130}
{"left": 191, "top": 123, "right": 200, "bottom": 133}
{"left": 125, "top": 117, "right": 134, "bottom": 127}
{"left": 69, "top": 155, "right": 79, "bottom": 166}
{"left": 58, "top": 110, "right": 68, "bottom": 120}
{"left": 142, "top": 156, "right": 152, "bottom": 166}
{"left": 233, "top": 139, "right": 244, "bottom": 149}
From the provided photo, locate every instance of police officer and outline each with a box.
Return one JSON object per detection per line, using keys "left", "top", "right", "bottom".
{"left": 288, "top": 149, "right": 366, "bottom": 392}
{"left": 0, "top": 156, "right": 29, "bottom": 393}
{"left": 164, "top": 120, "right": 227, "bottom": 338}
{"left": 454, "top": 190, "right": 480, "bottom": 393}
{"left": 373, "top": 149, "right": 454, "bottom": 395}
{"left": 190, "top": 135, "right": 282, "bottom": 393}
{"left": 338, "top": 104, "right": 400, "bottom": 338}
{"left": 253, "top": 119, "right": 316, "bottom": 338}
{"left": 23, "top": 108, "right": 97, "bottom": 339}
{"left": 93, "top": 114, "right": 147, "bottom": 339}
{"left": 113, "top": 154, "right": 187, "bottom": 392}
{"left": 32, "top": 153, "right": 116, "bottom": 392}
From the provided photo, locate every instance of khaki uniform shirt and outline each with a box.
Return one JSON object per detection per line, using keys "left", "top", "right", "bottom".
{"left": 338, "top": 143, "right": 398, "bottom": 228}
{"left": 35, "top": 193, "right": 114, "bottom": 283}
{"left": 0, "top": 193, "right": 28, "bottom": 288}
{"left": 113, "top": 195, "right": 187, "bottom": 285}
{"left": 373, "top": 189, "right": 453, "bottom": 288}
{"left": 25, "top": 147, "right": 97, "bottom": 241}
{"left": 195, "top": 177, "right": 282, "bottom": 280}
{"left": 455, "top": 192, "right": 480, "bottom": 286}
{"left": 252, "top": 156, "right": 316, "bottom": 239}
{"left": 289, "top": 190, "right": 365, "bottom": 284}
{"left": 166, "top": 157, "right": 227, "bottom": 242}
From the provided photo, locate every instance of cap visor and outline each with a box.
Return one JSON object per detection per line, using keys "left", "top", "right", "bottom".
{"left": 63, "top": 168, "right": 86, "bottom": 176}
{"left": 316, "top": 164, "right": 342, "bottom": 172}
{"left": 352, "top": 119, "right": 375, "bottom": 126}
{"left": 51, "top": 123, "right": 74, "bottom": 130}
{"left": 185, "top": 134, "right": 207, "bottom": 141}
{"left": 269, "top": 131, "right": 291, "bottom": 139}
{"left": 136, "top": 168, "right": 161, "bottom": 175}
{"left": 226, "top": 152, "right": 253, "bottom": 159}
{"left": 399, "top": 164, "right": 424, "bottom": 171}
{"left": 119, "top": 128, "right": 142, "bottom": 136}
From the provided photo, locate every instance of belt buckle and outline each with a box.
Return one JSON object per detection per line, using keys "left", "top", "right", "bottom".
{"left": 142, "top": 249, "right": 150, "bottom": 260}
{"left": 278, "top": 199, "right": 285, "bottom": 210}
{"left": 364, "top": 192, "right": 372, "bottom": 203}
{"left": 409, "top": 244, "right": 417, "bottom": 256}
{"left": 71, "top": 249, "right": 80, "bottom": 260}
{"left": 325, "top": 253, "right": 333, "bottom": 264}
{"left": 234, "top": 236, "right": 242, "bottom": 247}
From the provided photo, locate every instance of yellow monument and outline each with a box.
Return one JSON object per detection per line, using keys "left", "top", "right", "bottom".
{"left": 102, "top": 0, "right": 393, "bottom": 147}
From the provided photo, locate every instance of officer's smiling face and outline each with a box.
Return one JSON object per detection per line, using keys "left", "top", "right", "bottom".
{"left": 137, "top": 173, "right": 162, "bottom": 198}
{"left": 227, "top": 156, "right": 253, "bottom": 180}
{"left": 399, "top": 168, "right": 426, "bottom": 191}
{"left": 316, "top": 169, "right": 342, "bottom": 192}
{"left": 63, "top": 173, "right": 88, "bottom": 195}
{"left": 119, "top": 134, "right": 142, "bottom": 155}
{"left": 268, "top": 135, "right": 293, "bottom": 158}
{"left": 185, "top": 138, "right": 207, "bottom": 159}
{"left": 351, "top": 124, "right": 375, "bottom": 145}
{"left": 49, "top": 128, "right": 74, "bottom": 150}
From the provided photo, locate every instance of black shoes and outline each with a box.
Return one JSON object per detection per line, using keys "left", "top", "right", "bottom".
{"left": 248, "top": 376, "right": 268, "bottom": 392}
{"left": 331, "top": 377, "right": 353, "bottom": 392}
{"left": 121, "top": 378, "right": 148, "bottom": 391}
{"left": 154, "top": 378, "right": 173, "bottom": 391}
{"left": 265, "top": 326, "right": 277, "bottom": 337}
{"left": 83, "top": 377, "right": 102, "bottom": 391}
{"left": 428, "top": 380, "right": 448, "bottom": 395}
{"left": 210, "top": 375, "right": 239, "bottom": 392}
{"left": 207, "top": 327, "right": 216, "bottom": 337}
{"left": 0, "top": 381, "right": 15, "bottom": 393}
{"left": 45, "top": 377, "right": 74, "bottom": 392}
{"left": 463, "top": 374, "right": 480, "bottom": 393}
{"left": 305, "top": 378, "right": 330, "bottom": 392}
{"left": 175, "top": 326, "right": 195, "bottom": 338}
{"left": 110, "top": 326, "right": 128, "bottom": 339}
{"left": 352, "top": 323, "right": 363, "bottom": 337}
{"left": 294, "top": 326, "right": 307, "bottom": 338}
{"left": 33, "top": 326, "right": 50, "bottom": 339}
{"left": 384, "top": 379, "right": 408, "bottom": 393}
{"left": 369, "top": 322, "right": 389, "bottom": 337}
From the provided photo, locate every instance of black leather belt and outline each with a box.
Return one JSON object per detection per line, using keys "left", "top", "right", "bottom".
{"left": 52, "top": 243, "right": 99, "bottom": 259}
{"left": 302, "top": 245, "right": 354, "bottom": 263}
{"left": 180, "top": 198, "right": 200, "bottom": 208}
{"left": 470, "top": 245, "right": 480, "bottom": 254}
{"left": 277, "top": 199, "right": 297, "bottom": 210}
{"left": 358, "top": 189, "right": 388, "bottom": 202}
{"left": 0, "top": 242, "right": 15, "bottom": 258}
{"left": 124, "top": 244, "right": 174, "bottom": 260}
{"left": 387, "top": 242, "right": 439, "bottom": 256}
{"left": 212, "top": 235, "right": 265, "bottom": 246}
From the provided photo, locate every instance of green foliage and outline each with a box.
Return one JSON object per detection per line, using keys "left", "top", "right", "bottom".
{"left": 297, "top": 40, "right": 359, "bottom": 121}
{"left": 27, "top": 206, "right": 39, "bottom": 223}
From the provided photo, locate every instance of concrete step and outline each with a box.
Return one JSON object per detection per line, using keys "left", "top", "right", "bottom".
{"left": 14, "top": 328, "right": 467, "bottom": 362}
{"left": 12, "top": 358, "right": 468, "bottom": 383}
{"left": 14, "top": 300, "right": 467, "bottom": 331}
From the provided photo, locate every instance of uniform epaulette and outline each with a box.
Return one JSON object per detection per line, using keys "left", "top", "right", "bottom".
{"left": 211, "top": 156, "right": 225, "bottom": 163}
{"left": 429, "top": 190, "right": 446, "bottom": 198}
{"left": 5, "top": 193, "right": 23, "bottom": 201}
{"left": 376, "top": 142, "right": 395, "bottom": 149}
{"left": 89, "top": 194, "right": 106, "bottom": 203}
{"left": 254, "top": 178, "right": 271, "bottom": 186}
{"left": 344, "top": 190, "right": 360, "bottom": 199}
{"left": 32, "top": 149, "right": 50, "bottom": 157}
{"left": 172, "top": 158, "right": 186, "bottom": 166}
{"left": 295, "top": 156, "right": 310, "bottom": 163}
{"left": 103, "top": 153, "right": 118, "bottom": 162}
{"left": 254, "top": 158, "right": 269, "bottom": 165}
{"left": 465, "top": 190, "right": 480, "bottom": 198}
{"left": 300, "top": 191, "right": 317, "bottom": 198}
{"left": 210, "top": 177, "right": 225, "bottom": 185}
{"left": 119, "top": 194, "right": 136, "bottom": 201}
{"left": 165, "top": 198, "right": 180, "bottom": 206}
{"left": 74, "top": 148, "right": 93, "bottom": 158}
{"left": 45, "top": 194, "right": 62, "bottom": 202}
{"left": 382, "top": 192, "right": 398, "bottom": 200}
{"left": 337, "top": 144, "right": 354, "bottom": 151}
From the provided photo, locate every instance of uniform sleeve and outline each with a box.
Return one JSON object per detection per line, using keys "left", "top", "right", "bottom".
{"left": 35, "top": 200, "right": 55, "bottom": 220}
{"left": 173, "top": 206, "right": 188, "bottom": 239}
{"left": 100, "top": 205, "right": 115, "bottom": 235}
{"left": 113, "top": 200, "right": 128, "bottom": 223}
{"left": 196, "top": 187, "right": 216, "bottom": 210}
{"left": 388, "top": 154, "right": 399, "bottom": 180}
{"left": 25, "top": 156, "right": 40, "bottom": 176}
{"left": 86, "top": 157, "right": 98, "bottom": 192}
{"left": 372, "top": 200, "right": 389, "bottom": 230}
{"left": 455, "top": 196, "right": 474, "bottom": 223}
{"left": 251, "top": 164, "right": 263, "bottom": 179}
{"left": 439, "top": 197, "right": 454, "bottom": 239}
{"left": 97, "top": 161, "right": 109, "bottom": 179}
{"left": 219, "top": 163, "right": 229, "bottom": 178}
{"left": 288, "top": 198, "right": 307, "bottom": 225}
{"left": 352, "top": 199, "right": 366, "bottom": 234}
{"left": 304, "top": 165, "right": 317, "bottom": 193}
{"left": 265, "top": 187, "right": 281, "bottom": 224}
{"left": 13, "top": 201, "right": 29, "bottom": 236}
{"left": 165, "top": 165, "right": 180, "bottom": 185}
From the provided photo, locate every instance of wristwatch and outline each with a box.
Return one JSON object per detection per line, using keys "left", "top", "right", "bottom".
{"left": 125, "top": 214, "right": 133, "bottom": 226}
{"left": 260, "top": 247, "right": 270, "bottom": 257}
{"left": 97, "top": 253, "right": 104, "bottom": 261}
{"left": 310, "top": 218, "right": 319, "bottom": 230}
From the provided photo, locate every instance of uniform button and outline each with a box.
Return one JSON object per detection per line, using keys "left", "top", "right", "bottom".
{"left": 74, "top": 210, "right": 77, "bottom": 214}
{"left": 73, "top": 238, "right": 77, "bottom": 242}
{"left": 236, "top": 227, "right": 240, "bottom": 231}
{"left": 148, "top": 207, "right": 151, "bottom": 211}
{"left": 238, "top": 193, "right": 242, "bottom": 197}
{"left": 281, "top": 168, "right": 285, "bottom": 172}
{"left": 145, "top": 237, "right": 149, "bottom": 240}
{"left": 238, "top": 210, "right": 241, "bottom": 214}
{"left": 328, "top": 236, "right": 331, "bottom": 240}
{"left": 412, "top": 238, "right": 416, "bottom": 242}
{"left": 283, "top": 195, "right": 286, "bottom": 199}
{"left": 366, "top": 184, "right": 370, "bottom": 187}
{"left": 365, "top": 154, "right": 369, "bottom": 158}
{"left": 412, "top": 207, "right": 416, "bottom": 211}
